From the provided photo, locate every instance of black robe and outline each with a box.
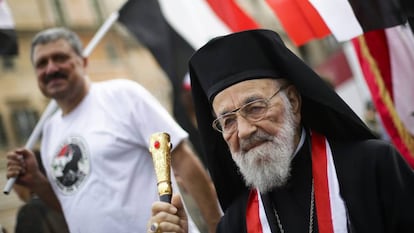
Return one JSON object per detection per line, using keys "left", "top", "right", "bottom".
{"left": 217, "top": 135, "right": 414, "bottom": 233}
{"left": 187, "top": 29, "right": 413, "bottom": 232}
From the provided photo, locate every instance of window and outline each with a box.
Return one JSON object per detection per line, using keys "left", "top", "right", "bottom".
{"left": 0, "top": 114, "right": 8, "bottom": 148}
{"left": 11, "top": 108, "right": 39, "bottom": 144}
{"left": 1, "top": 56, "right": 16, "bottom": 71}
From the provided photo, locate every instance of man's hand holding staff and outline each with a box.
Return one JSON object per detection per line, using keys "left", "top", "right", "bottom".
{"left": 149, "top": 132, "right": 173, "bottom": 203}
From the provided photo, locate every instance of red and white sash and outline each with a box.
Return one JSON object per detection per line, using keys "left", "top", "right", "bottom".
{"left": 246, "top": 132, "right": 348, "bottom": 233}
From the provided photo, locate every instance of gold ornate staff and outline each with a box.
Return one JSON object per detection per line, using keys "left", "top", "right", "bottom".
{"left": 149, "top": 132, "right": 173, "bottom": 203}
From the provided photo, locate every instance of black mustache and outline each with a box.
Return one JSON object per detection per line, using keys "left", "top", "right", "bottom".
{"left": 44, "top": 71, "right": 67, "bottom": 84}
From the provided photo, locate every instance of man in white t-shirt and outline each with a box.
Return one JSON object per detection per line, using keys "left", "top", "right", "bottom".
{"left": 5, "top": 27, "right": 221, "bottom": 233}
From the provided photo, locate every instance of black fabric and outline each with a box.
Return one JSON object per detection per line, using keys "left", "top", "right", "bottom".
{"left": 189, "top": 29, "right": 376, "bottom": 211}
{"left": 217, "top": 135, "right": 414, "bottom": 232}
{"left": 0, "top": 29, "right": 18, "bottom": 56}
{"left": 118, "top": 0, "right": 207, "bottom": 166}
{"left": 399, "top": 0, "right": 414, "bottom": 33}
{"left": 332, "top": 139, "right": 414, "bottom": 232}
{"left": 347, "top": 0, "right": 410, "bottom": 32}
{"left": 118, "top": 0, "right": 192, "bottom": 84}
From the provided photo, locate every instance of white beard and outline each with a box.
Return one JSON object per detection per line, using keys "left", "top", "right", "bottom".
{"left": 232, "top": 93, "right": 297, "bottom": 193}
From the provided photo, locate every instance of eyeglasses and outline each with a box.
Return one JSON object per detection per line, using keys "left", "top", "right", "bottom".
{"left": 212, "top": 85, "right": 288, "bottom": 134}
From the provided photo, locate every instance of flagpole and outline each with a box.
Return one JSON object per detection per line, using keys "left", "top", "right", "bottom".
{"left": 3, "top": 11, "right": 120, "bottom": 195}
{"left": 82, "top": 12, "right": 119, "bottom": 57}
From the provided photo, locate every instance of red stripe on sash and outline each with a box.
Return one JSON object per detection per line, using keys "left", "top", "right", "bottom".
{"left": 311, "top": 132, "right": 334, "bottom": 233}
{"left": 246, "top": 132, "right": 336, "bottom": 232}
{"left": 246, "top": 190, "right": 263, "bottom": 233}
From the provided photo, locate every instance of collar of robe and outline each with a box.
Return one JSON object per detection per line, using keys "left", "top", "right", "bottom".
{"left": 246, "top": 131, "right": 348, "bottom": 233}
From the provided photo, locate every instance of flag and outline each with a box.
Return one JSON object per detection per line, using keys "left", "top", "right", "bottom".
{"left": 0, "top": 0, "right": 18, "bottom": 56}
{"left": 351, "top": 25, "right": 414, "bottom": 167}
{"left": 265, "top": 0, "right": 331, "bottom": 46}
{"left": 307, "top": 0, "right": 414, "bottom": 166}
{"left": 118, "top": 0, "right": 260, "bottom": 166}
{"left": 314, "top": 49, "right": 353, "bottom": 88}
{"left": 204, "top": 0, "right": 259, "bottom": 32}
{"left": 118, "top": 0, "right": 193, "bottom": 88}
{"left": 118, "top": 0, "right": 259, "bottom": 86}
{"left": 157, "top": 0, "right": 259, "bottom": 49}
{"left": 157, "top": 0, "right": 231, "bottom": 50}
{"left": 118, "top": 0, "right": 200, "bottom": 164}
{"left": 310, "top": 0, "right": 413, "bottom": 42}
{"left": 399, "top": 0, "right": 414, "bottom": 32}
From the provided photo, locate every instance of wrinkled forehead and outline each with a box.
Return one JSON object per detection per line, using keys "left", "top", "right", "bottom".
{"left": 212, "top": 78, "right": 279, "bottom": 113}
{"left": 32, "top": 39, "right": 77, "bottom": 63}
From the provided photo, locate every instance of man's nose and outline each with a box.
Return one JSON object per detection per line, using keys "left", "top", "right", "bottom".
{"left": 236, "top": 116, "right": 257, "bottom": 139}
{"left": 45, "top": 60, "right": 59, "bottom": 74}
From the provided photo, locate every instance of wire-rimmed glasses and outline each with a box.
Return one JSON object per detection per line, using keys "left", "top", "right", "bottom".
{"left": 212, "top": 85, "right": 288, "bottom": 134}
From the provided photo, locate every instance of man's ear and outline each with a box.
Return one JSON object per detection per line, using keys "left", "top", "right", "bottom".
{"left": 286, "top": 85, "right": 302, "bottom": 122}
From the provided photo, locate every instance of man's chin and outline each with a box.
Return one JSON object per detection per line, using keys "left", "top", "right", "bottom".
{"left": 253, "top": 156, "right": 272, "bottom": 165}
{"left": 251, "top": 177, "right": 289, "bottom": 193}
{"left": 45, "top": 85, "right": 68, "bottom": 98}
{"left": 47, "top": 91, "right": 67, "bottom": 100}
{"left": 241, "top": 161, "right": 291, "bottom": 192}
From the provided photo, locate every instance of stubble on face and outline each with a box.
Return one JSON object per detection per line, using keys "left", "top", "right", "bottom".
{"left": 232, "top": 93, "right": 297, "bottom": 193}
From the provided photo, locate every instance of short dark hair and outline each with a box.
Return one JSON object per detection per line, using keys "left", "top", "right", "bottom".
{"left": 30, "top": 27, "right": 84, "bottom": 62}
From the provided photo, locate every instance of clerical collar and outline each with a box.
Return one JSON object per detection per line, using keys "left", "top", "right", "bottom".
{"left": 292, "top": 127, "right": 306, "bottom": 158}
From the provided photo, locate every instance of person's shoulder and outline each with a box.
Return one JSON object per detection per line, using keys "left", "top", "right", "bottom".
{"left": 332, "top": 139, "right": 396, "bottom": 154}
{"left": 94, "top": 78, "right": 141, "bottom": 90}
{"left": 92, "top": 78, "right": 150, "bottom": 98}
{"left": 330, "top": 138, "right": 406, "bottom": 165}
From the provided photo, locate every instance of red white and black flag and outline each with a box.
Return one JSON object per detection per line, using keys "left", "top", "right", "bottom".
{"left": 309, "top": 0, "right": 413, "bottom": 41}
{"left": 308, "top": 0, "right": 414, "bottom": 166}
{"left": 0, "top": 0, "right": 18, "bottom": 56}
{"left": 265, "top": 0, "right": 413, "bottom": 45}
{"left": 117, "top": 0, "right": 259, "bottom": 164}
{"left": 118, "top": 0, "right": 194, "bottom": 89}
{"left": 118, "top": 0, "right": 258, "bottom": 87}
{"left": 264, "top": 0, "right": 331, "bottom": 46}
{"left": 118, "top": 0, "right": 201, "bottom": 162}
{"left": 202, "top": 0, "right": 258, "bottom": 32}
{"left": 351, "top": 26, "right": 414, "bottom": 167}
